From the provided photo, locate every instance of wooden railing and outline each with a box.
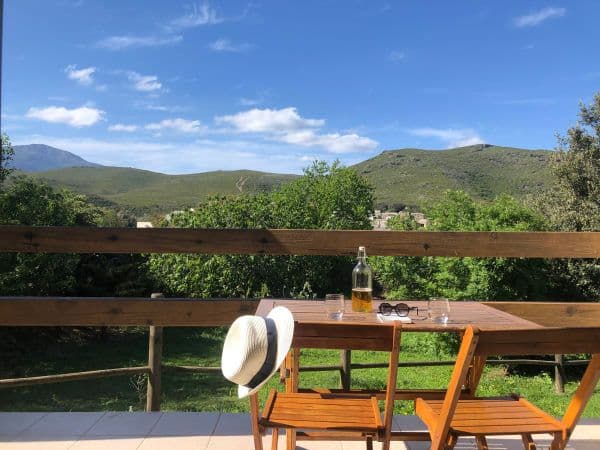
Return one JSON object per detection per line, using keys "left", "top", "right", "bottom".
{"left": 1, "top": 226, "right": 600, "bottom": 408}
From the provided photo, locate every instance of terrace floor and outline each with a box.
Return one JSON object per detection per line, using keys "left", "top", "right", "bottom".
{"left": 1, "top": 412, "right": 599, "bottom": 449}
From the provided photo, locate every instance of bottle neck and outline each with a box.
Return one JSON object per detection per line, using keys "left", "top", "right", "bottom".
{"left": 357, "top": 249, "right": 367, "bottom": 262}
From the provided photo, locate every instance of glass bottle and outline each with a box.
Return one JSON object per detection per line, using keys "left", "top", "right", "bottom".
{"left": 352, "top": 246, "right": 373, "bottom": 312}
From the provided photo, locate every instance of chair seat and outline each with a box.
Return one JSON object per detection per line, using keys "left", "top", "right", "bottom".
{"left": 259, "top": 390, "right": 382, "bottom": 433}
{"left": 416, "top": 397, "right": 565, "bottom": 436}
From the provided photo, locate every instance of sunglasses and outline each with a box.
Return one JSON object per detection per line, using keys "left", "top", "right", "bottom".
{"left": 378, "top": 302, "right": 420, "bottom": 317}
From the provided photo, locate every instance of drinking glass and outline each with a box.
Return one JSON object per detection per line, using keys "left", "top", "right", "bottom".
{"left": 325, "top": 294, "right": 345, "bottom": 320}
{"left": 428, "top": 297, "right": 450, "bottom": 324}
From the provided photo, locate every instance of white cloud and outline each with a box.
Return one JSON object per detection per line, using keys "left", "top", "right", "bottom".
{"left": 216, "top": 107, "right": 377, "bottom": 153}
{"left": 388, "top": 50, "right": 405, "bottom": 62}
{"left": 513, "top": 7, "right": 566, "bottom": 27}
{"left": 96, "top": 34, "right": 182, "bottom": 50}
{"left": 167, "top": 1, "right": 223, "bottom": 31}
{"left": 216, "top": 107, "right": 324, "bottom": 133}
{"left": 239, "top": 97, "right": 263, "bottom": 106}
{"left": 108, "top": 124, "right": 138, "bottom": 132}
{"left": 278, "top": 130, "right": 378, "bottom": 154}
{"left": 14, "top": 135, "right": 306, "bottom": 174}
{"left": 65, "top": 65, "right": 96, "bottom": 86}
{"left": 408, "top": 127, "right": 484, "bottom": 148}
{"left": 145, "top": 118, "right": 206, "bottom": 133}
{"left": 26, "top": 105, "right": 105, "bottom": 128}
{"left": 208, "top": 38, "right": 253, "bottom": 52}
{"left": 127, "top": 71, "right": 162, "bottom": 92}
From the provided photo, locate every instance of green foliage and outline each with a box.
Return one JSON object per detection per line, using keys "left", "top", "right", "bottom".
{"left": 0, "top": 177, "right": 101, "bottom": 296}
{"left": 355, "top": 145, "right": 552, "bottom": 209}
{"left": 32, "top": 167, "right": 298, "bottom": 217}
{"left": 148, "top": 161, "right": 374, "bottom": 298}
{"left": 0, "top": 176, "right": 151, "bottom": 298}
{"left": 371, "top": 190, "right": 549, "bottom": 305}
{"left": 0, "top": 134, "right": 15, "bottom": 189}
{"left": 29, "top": 145, "right": 552, "bottom": 216}
{"left": 535, "top": 93, "right": 600, "bottom": 299}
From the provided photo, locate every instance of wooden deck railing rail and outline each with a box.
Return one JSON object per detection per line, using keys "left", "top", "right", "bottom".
{"left": 1, "top": 226, "right": 600, "bottom": 408}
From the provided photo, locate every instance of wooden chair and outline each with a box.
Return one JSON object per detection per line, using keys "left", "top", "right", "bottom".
{"left": 415, "top": 326, "right": 600, "bottom": 450}
{"left": 249, "top": 322, "right": 402, "bottom": 450}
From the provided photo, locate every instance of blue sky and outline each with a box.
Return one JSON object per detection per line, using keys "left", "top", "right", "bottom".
{"left": 2, "top": 1, "right": 600, "bottom": 174}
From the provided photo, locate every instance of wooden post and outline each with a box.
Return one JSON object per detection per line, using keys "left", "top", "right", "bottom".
{"left": 555, "top": 354, "right": 565, "bottom": 394}
{"left": 340, "top": 349, "right": 351, "bottom": 390}
{"left": 146, "top": 293, "right": 164, "bottom": 411}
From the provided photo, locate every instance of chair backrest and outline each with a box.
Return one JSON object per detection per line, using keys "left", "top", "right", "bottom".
{"left": 475, "top": 326, "right": 600, "bottom": 357}
{"left": 292, "top": 321, "right": 398, "bottom": 351}
{"left": 430, "top": 326, "right": 600, "bottom": 450}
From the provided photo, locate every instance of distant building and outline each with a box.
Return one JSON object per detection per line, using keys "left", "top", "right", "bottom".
{"left": 370, "top": 209, "right": 428, "bottom": 230}
{"left": 136, "top": 221, "right": 153, "bottom": 228}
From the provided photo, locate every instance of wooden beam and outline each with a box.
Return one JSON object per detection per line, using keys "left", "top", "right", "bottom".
{"left": 484, "top": 302, "right": 600, "bottom": 328}
{"left": 0, "top": 297, "right": 258, "bottom": 326}
{"left": 1, "top": 226, "right": 599, "bottom": 257}
{"left": 146, "top": 293, "right": 164, "bottom": 412}
{"left": 0, "top": 366, "right": 150, "bottom": 389}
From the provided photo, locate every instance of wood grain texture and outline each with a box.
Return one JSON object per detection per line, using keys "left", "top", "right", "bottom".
{"left": 0, "top": 297, "right": 257, "bottom": 326}
{"left": 257, "top": 300, "right": 542, "bottom": 333}
{"left": 483, "top": 302, "right": 600, "bottom": 328}
{"left": 476, "top": 327, "right": 600, "bottom": 356}
{"left": 1, "top": 226, "right": 600, "bottom": 257}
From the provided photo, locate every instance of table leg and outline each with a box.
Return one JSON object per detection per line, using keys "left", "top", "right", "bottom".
{"left": 340, "top": 349, "right": 351, "bottom": 390}
{"left": 285, "top": 348, "right": 300, "bottom": 450}
{"left": 465, "top": 355, "right": 487, "bottom": 398}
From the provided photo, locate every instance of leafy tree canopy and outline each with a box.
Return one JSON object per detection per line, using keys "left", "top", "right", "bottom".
{"left": 534, "top": 93, "right": 600, "bottom": 299}
{"left": 371, "top": 191, "right": 548, "bottom": 301}
{"left": 148, "top": 161, "right": 374, "bottom": 298}
{"left": 0, "top": 134, "right": 15, "bottom": 189}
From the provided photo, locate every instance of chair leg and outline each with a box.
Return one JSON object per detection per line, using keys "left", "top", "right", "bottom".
{"left": 249, "top": 393, "right": 264, "bottom": 450}
{"left": 444, "top": 433, "right": 458, "bottom": 450}
{"left": 366, "top": 435, "right": 373, "bottom": 450}
{"left": 549, "top": 432, "right": 564, "bottom": 450}
{"left": 521, "top": 433, "right": 536, "bottom": 450}
{"left": 271, "top": 428, "right": 279, "bottom": 450}
{"left": 475, "top": 435, "right": 488, "bottom": 450}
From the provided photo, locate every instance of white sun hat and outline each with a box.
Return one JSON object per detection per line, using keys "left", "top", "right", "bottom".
{"left": 221, "top": 306, "right": 294, "bottom": 398}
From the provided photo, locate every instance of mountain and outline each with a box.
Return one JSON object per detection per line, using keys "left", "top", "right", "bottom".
{"left": 30, "top": 167, "right": 298, "bottom": 216}
{"left": 11, "top": 144, "right": 101, "bottom": 172}
{"left": 25, "top": 144, "right": 553, "bottom": 217}
{"left": 353, "top": 144, "right": 553, "bottom": 209}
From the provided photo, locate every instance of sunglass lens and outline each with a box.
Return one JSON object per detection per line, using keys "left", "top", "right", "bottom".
{"left": 379, "top": 303, "right": 393, "bottom": 315}
{"left": 397, "top": 303, "right": 409, "bottom": 316}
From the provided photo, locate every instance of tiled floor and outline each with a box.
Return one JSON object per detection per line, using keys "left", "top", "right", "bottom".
{"left": 1, "top": 412, "right": 599, "bottom": 449}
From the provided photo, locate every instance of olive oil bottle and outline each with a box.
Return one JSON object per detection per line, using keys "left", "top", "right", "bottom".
{"left": 352, "top": 246, "right": 373, "bottom": 312}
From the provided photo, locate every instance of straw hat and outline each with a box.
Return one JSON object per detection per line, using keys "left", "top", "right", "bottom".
{"left": 221, "top": 306, "right": 294, "bottom": 398}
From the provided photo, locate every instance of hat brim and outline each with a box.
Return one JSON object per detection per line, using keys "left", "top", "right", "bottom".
{"left": 237, "top": 306, "right": 295, "bottom": 398}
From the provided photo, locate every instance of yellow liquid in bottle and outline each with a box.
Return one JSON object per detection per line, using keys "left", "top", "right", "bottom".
{"left": 351, "top": 287, "right": 373, "bottom": 312}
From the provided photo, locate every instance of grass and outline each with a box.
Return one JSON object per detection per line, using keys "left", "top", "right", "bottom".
{"left": 1, "top": 328, "right": 599, "bottom": 418}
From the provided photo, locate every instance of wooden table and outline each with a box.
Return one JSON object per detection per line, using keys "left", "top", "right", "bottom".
{"left": 255, "top": 299, "right": 542, "bottom": 331}
{"left": 255, "top": 299, "right": 543, "bottom": 448}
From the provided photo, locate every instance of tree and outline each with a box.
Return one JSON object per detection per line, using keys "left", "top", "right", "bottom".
{"left": 371, "top": 191, "right": 549, "bottom": 302}
{"left": 0, "top": 134, "right": 15, "bottom": 189}
{"left": 0, "top": 177, "right": 101, "bottom": 295}
{"left": 535, "top": 93, "right": 600, "bottom": 299}
{"left": 148, "top": 161, "right": 374, "bottom": 298}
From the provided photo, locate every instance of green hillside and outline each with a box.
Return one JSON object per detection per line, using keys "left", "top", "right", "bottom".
{"left": 353, "top": 145, "right": 552, "bottom": 209}
{"left": 29, "top": 145, "right": 553, "bottom": 217}
{"left": 31, "top": 167, "right": 298, "bottom": 217}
